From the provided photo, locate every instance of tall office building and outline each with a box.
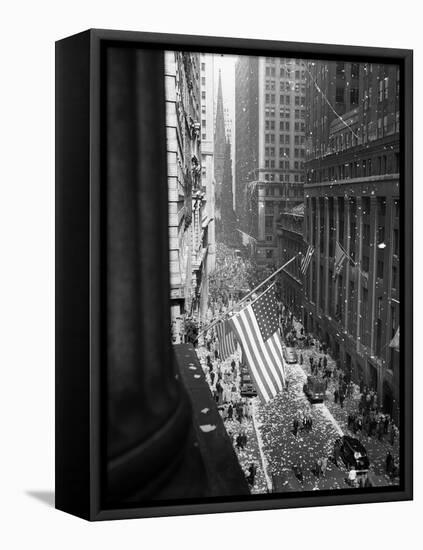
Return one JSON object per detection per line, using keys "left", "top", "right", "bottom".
{"left": 303, "top": 60, "right": 400, "bottom": 419}
{"left": 235, "top": 56, "right": 307, "bottom": 267}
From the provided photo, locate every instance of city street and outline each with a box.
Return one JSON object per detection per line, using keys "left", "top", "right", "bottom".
{"left": 197, "top": 310, "right": 400, "bottom": 493}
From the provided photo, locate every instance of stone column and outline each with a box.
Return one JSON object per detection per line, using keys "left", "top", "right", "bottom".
{"left": 355, "top": 197, "right": 363, "bottom": 358}
{"left": 343, "top": 197, "right": 351, "bottom": 332}
{"left": 323, "top": 196, "right": 330, "bottom": 315}
{"left": 333, "top": 198, "right": 340, "bottom": 316}
{"left": 368, "top": 196, "right": 378, "bottom": 355}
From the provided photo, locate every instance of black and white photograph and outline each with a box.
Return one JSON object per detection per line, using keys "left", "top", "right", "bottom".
{"left": 162, "top": 51, "right": 402, "bottom": 498}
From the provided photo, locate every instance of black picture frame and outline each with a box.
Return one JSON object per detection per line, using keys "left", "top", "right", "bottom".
{"left": 55, "top": 29, "right": 413, "bottom": 521}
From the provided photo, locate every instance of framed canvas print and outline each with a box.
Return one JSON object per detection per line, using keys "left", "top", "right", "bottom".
{"left": 55, "top": 29, "right": 413, "bottom": 521}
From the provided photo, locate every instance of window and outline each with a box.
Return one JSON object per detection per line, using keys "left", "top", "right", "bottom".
{"left": 336, "top": 87, "right": 344, "bottom": 103}
{"left": 392, "top": 265, "right": 398, "bottom": 289}
{"left": 336, "top": 62, "right": 345, "bottom": 75}
{"left": 351, "top": 63, "right": 359, "bottom": 79}
{"left": 362, "top": 255, "right": 370, "bottom": 272}
{"left": 266, "top": 249, "right": 274, "bottom": 259}
{"left": 377, "top": 260, "right": 384, "bottom": 279}
{"left": 201, "top": 62, "right": 205, "bottom": 71}
{"left": 393, "top": 229, "right": 399, "bottom": 256}
{"left": 201, "top": 77, "right": 206, "bottom": 86}
{"left": 201, "top": 91, "right": 206, "bottom": 99}
{"left": 350, "top": 87, "right": 359, "bottom": 105}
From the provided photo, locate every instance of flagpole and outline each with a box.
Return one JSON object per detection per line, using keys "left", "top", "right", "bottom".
{"left": 339, "top": 241, "right": 356, "bottom": 266}
{"left": 195, "top": 253, "right": 300, "bottom": 341}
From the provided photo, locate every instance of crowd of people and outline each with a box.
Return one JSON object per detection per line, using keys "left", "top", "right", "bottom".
{"left": 191, "top": 296, "right": 401, "bottom": 491}
{"left": 197, "top": 327, "right": 261, "bottom": 491}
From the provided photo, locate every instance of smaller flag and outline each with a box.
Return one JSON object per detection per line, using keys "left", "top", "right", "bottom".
{"left": 300, "top": 245, "right": 315, "bottom": 275}
{"left": 389, "top": 326, "right": 400, "bottom": 352}
{"left": 333, "top": 241, "right": 347, "bottom": 279}
{"left": 216, "top": 319, "right": 237, "bottom": 360}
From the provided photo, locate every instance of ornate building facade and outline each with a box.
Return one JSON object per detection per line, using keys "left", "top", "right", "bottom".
{"left": 303, "top": 60, "right": 400, "bottom": 419}
{"left": 166, "top": 51, "right": 209, "bottom": 341}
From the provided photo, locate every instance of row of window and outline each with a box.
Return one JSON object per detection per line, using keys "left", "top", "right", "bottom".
{"left": 307, "top": 153, "right": 399, "bottom": 183}
{"left": 265, "top": 66, "right": 306, "bottom": 79}
{"left": 265, "top": 133, "right": 305, "bottom": 145}
{"left": 265, "top": 107, "right": 305, "bottom": 119}
{"left": 264, "top": 120, "right": 306, "bottom": 132}
{"left": 264, "top": 93, "right": 305, "bottom": 106}
{"left": 263, "top": 172, "right": 304, "bottom": 182}
{"left": 265, "top": 80, "right": 306, "bottom": 94}
{"left": 265, "top": 146, "right": 305, "bottom": 158}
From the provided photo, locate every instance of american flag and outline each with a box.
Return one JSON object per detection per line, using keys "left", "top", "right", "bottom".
{"left": 229, "top": 284, "right": 285, "bottom": 403}
{"left": 333, "top": 241, "right": 347, "bottom": 279}
{"left": 215, "top": 319, "right": 237, "bottom": 360}
{"left": 300, "top": 244, "right": 314, "bottom": 275}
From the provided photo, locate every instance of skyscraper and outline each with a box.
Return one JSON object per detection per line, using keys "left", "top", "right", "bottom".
{"left": 235, "top": 56, "right": 307, "bottom": 266}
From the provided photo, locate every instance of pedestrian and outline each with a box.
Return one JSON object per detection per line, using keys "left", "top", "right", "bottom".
{"left": 323, "top": 355, "right": 328, "bottom": 369}
{"left": 214, "top": 349, "right": 219, "bottom": 360}
{"left": 347, "top": 466, "right": 357, "bottom": 487}
{"left": 390, "top": 425, "right": 396, "bottom": 446}
{"left": 339, "top": 392, "right": 345, "bottom": 408}
{"left": 321, "top": 457, "right": 328, "bottom": 477}
{"left": 293, "top": 417, "right": 299, "bottom": 437}
{"left": 334, "top": 389, "right": 339, "bottom": 404}
{"left": 385, "top": 451, "right": 394, "bottom": 475}
{"left": 210, "top": 370, "right": 215, "bottom": 386}
{"left": 333, "top": 444, "right": 340, "bottom": 467}
{"left": 247, "top": 463, "right": 257, "bottom": 487}
{"left": 300, "top": 353, "right": 303, "bottom": 366}
{"left": 227, "top": 403, "right": 233, "bottom": 421}
{"left": 384, "top": 415, "right": 390, "bottom": 434}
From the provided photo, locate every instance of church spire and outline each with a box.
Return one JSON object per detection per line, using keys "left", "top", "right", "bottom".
{"left": 214, "top": 69, "right": 226, "bottom": 187}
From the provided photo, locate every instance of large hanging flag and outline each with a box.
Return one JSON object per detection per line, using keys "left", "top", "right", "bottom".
{"left": 237, "top": 229, "right": 257, "bottom": 247}
{"left": 300, "top": 244, "right": 315, "bottom": 275}
{"left": 333, "top": 241, "right": 348, "bottom": 278}
{"left": 229, "top": 284, "right": 285, "bottom": 403}
{"left": 389, "top": 326, "right": 400, "bottom": 352}
{"left": 216, "top": 319, "right": 237, "bottom": 360}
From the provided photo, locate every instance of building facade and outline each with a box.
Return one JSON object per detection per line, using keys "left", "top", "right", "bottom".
{"left": 303, "top": 60, "right": 400, "bottom": 420}
{"left": 276, "top": 203, "right": 305, "bottom": 319}
{"left": 235, "top": 56, "right": 306, "bottom": 267}
{"left": 166, "top": 51, "right": 210, "bottom": 341}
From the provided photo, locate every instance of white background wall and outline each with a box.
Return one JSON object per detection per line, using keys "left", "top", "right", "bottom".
{"left": 0, "top": 1, "right": 420, "bottom": 548}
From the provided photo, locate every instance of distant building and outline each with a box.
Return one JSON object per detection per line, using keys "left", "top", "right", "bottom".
{"left": 303, "top": 60, "right": 400, "bottom": 420}
{"left": 214, "top": 70, "right": 237, "bottom": 247}
{"left": 235, "top": 56, "right": 306, "bottom": 267}
{"left": 166, "top": 51, "right": 208, "bottom": 341}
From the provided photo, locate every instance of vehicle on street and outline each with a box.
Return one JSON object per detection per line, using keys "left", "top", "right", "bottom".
{"left": 240, "top": 365, "right": 257, "bottom": 397}
{"left": 303, "top": 375, "right": 326, "bottom": 403}
{"left": 283, "top": 346, "right": 298, "bottom": 364}
{"left": 334, "top": 435, "right": 370, "bottom": 471}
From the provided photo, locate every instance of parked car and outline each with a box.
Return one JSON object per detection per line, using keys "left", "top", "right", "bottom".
{"left": 240, "top": 365, "right": 257, "bottom": 397}
{"left": 334, "top": 435, "right": 370, "bottom": 471}
{"left": 283, "top": 346, "right": 298, "bottom": 364}
{"left": 303, "top": 375, "right": 326, "bottom": 403}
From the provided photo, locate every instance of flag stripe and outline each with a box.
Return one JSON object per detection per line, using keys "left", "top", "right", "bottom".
{"left": 231, "top": 303, "right": 286, "bottom": 403}
{"left": 232, "top": 315, "right": 270, "bottom": 402}
{"left": 247, "top": 307, "right": 283, "bottom": 393}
